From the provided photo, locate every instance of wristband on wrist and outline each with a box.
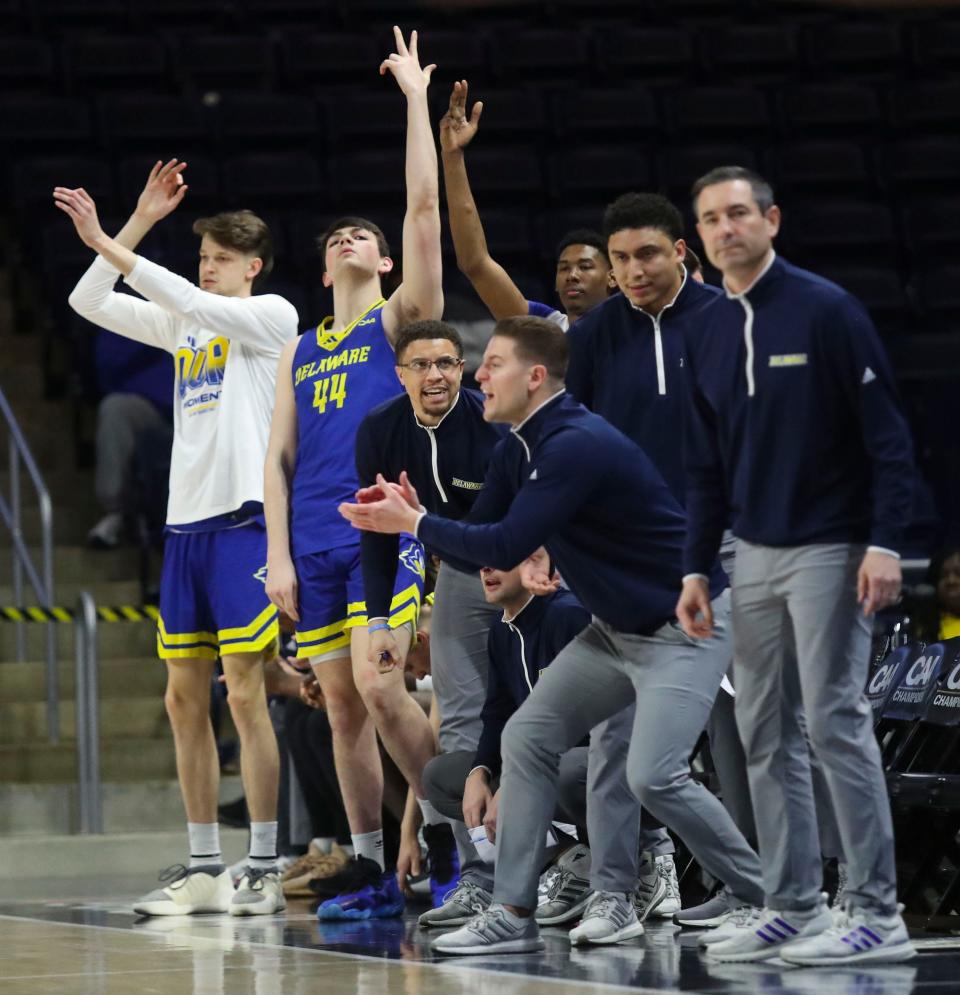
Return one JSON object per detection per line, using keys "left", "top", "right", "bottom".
{"left": 368, "top": 622, "right": 392, "bottom": 634}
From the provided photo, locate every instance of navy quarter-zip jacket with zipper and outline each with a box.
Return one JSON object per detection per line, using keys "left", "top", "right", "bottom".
{"left": 565, "top": 273, "right": 720, "bottom": 505}
{"left": 682, "top": 254, "right": 915, "bottom": 577}
{"left": 356, "top": 388, "right": 507, "bottom": 618}
{"left": 475, "top": 589, "right": 590, "bottom": 777}
{"left": 416, "top": 392, "right": 726, "bottom": 634}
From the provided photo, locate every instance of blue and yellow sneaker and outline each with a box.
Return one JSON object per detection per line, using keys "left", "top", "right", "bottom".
{"left": 316, "top": 856, "right": 405, "bottom": 920}
{"left": 423, "top": 822, "right": 460, "bottom": 909}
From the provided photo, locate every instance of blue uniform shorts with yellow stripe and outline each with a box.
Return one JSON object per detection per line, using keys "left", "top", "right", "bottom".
{"left": 157, "top": 521, "right": 278, "bottom": 660}
{"left": 294, "top": 537, "right": 425, "bottom": 660}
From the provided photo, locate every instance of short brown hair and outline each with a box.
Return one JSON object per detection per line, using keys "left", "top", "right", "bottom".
{"left": 691, "top": 166, "right": 775, "bottom": 215}
{"left": 317, "top": 216, "right": 390, "bottom": 264}
{"left": 394, "top": 319, "right": 463, "bottom": 364}
{"left": 192, "top": 210, "right": 274, "bottom": 289}
{"left": 492, "top": 316, "right": 568, "bottom": 381}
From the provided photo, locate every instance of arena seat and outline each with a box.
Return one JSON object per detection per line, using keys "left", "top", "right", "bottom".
{"left": 548, "top": 87, "right": 659, "bottom": 140}
{"left": 491, "top": 29, "right": 591, "bottom": 83}
{"left": 705, "top": 23, "right": 800, "bottom": 83}
{"left": 0, "top": 37, "right": 56, "bottom": 92}
{"left": 666, "top": 85, "right": 772, "bottom": 139}
{"left": 804, "top": 21, "right": 904, "bottom": 80}
{"left": 888, "top": 81, "right": 960, "bottom": 136}
{"left": 98, "top": 93, "right": 210, "bottom": 152}
{"left": 213, "top": 91, "right": 319, "bottom": 149}
{"left": 222, "top": 153, "right": 323, "bottom": 210}
{"left": 658, "top": 143, "right": 758, "bottom": 200}
{"left": 776, "top": 82, "right": 884, "bottom": 138}
{"left": 62, "top": 36, "right": 171, "bottom": 94}
{"left": 902, "top": 199, "right": 960, "bottom": 262}
{"left": 174, "top": 34, "right": 276, "bottom": 92}
{"left": 594, "top": 27, "right": 698, "bottom": 84}
{"left": 457, "top": 147, "right": 544, "bottom": 199}
{"left": 0, "top": 96, "right": 93, "bottom": 158}
{"left": 549, "top": 147, "right": 655, "bottom": 202}
{"left": 323, "top": 91, "right": 407, "bottom": 145}
{"left": 786, "top": 200, "right": 898, "bottom": 265}
{"left": 773, "top": 140, "right": 875, "bottom": 196}
{"left": 910, "top": 18, "right": 960, "bottom": 76}
{"left": 886, "top": 138, "right": 960, "bottom": 193}
{"left": 279, "top": 32, "right": 381, "bottom": 88}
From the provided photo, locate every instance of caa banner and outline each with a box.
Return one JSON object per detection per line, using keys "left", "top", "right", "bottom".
{"left": 883, "top": 641, "right": 950, "bottom": 721}
{"left": 865, "top": 645, "right": 918, "bottom": 717}
{"left": 924, "top": 638, "right": 960, "bottom": 727}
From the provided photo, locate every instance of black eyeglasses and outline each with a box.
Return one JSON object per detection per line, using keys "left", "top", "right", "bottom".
{"left": 398, "top": 356, "right": 463, "bottom": 374}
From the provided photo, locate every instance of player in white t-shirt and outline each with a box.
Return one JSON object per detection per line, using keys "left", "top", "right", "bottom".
{"left": 57, "top": 161, "right": 298, "bottom": 917}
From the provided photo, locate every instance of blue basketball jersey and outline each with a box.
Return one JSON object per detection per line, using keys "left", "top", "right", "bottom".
{"left": 290, "top": 299, "right": 402, "bottom": 557}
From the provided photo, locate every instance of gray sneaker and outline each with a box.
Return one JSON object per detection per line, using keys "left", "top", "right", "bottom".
{"left": 535, "top": 844, "right": 592, "bottom": 925}
{"left": 417, "top": 879, "right": 491, "bottom": 929}
{"left": 674, "top": 890, "right": 734, "bottom": 928}
{"left": 431, "top": 904, "right": 545, "bottom": 955}
{"left": 569, "top": 891, "right": 644, "bottom": 946}
{"left": 633, "top": 867, "right": 668, "bottom": 922}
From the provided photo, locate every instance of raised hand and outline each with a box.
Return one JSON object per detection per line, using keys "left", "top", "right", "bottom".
{"left": 379, "top": 25, "right": 435, "bottom": 96}
{"left": 53, "top": 186, "right": 107, "bottom": 249}
{"left": 439, "top": 80, "right": 483, "bottom": 154}
{"left": 134, "top": 158, "right": 188, "bottom": 225}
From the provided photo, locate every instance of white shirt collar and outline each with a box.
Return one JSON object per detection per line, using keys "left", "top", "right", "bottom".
{"left": 502, "top": 594, "right": 536, "bottom": 624}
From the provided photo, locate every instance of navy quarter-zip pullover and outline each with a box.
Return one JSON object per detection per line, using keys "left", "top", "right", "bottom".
{"left": 683, "top": 254, "right": 915, "bottom": 576}
{"left": 416, "top": 392, "right": 726, "bottom": 634}
{"left": 566, "top": 274, "right": 720, "bottom": 505}
{"left": 355, "top": 388, "right": 507, "bottom": 618}
{"left": 474, "top": 588, "right": 590, "bottom": 777}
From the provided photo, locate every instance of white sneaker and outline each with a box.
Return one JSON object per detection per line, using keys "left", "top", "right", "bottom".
{"left": 652, "top": 854, "right": 681, "bottom": 916}
{"left": 698, "top": 904, "right": 764, "bottom": 947}
{"left": 535, "top": 844, "right": 592, "bottom": 925}
{"left": 569, "top": 891, "right": 644, "bottom": 946}
{"left": 707, "top": 900, "right": 833, "bottom": 962}
{"left": 230, "top": 867, "right": 286, "bottom": 916}
{"left": 87, "top": 512, "right": 124, "bottom": 549}
{"left": 133, "top": 864, "right": 233, "bottom": 916}
{"left": 781, "top": 904, "right": 916, "bottom": 966}
{"left": 431, "top": 904, "right": 544, "bottom": 956}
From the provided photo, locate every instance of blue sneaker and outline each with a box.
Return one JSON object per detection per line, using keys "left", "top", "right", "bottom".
{"left": 317, "top": 857, "right": 405, "bottom": 920}
{"left": 423, "top": 822, "right": 460, "bottom": 909}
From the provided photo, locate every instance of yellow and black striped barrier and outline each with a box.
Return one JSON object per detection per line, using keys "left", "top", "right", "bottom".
{"left": 1, "top": 605, "right": 159, "bottom": 623}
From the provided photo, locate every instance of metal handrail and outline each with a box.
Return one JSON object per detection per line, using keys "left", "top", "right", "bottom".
{"left": 0, "top": 385, "right": 58, "bottom": 741}
{"left": 75, "top": 591, "right": 102, "bottom": 834}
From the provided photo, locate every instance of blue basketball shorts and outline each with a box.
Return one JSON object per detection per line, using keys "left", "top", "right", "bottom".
{"left": 294, "top": 537, "right": 426, "bottom": 660}
{"left": 157, "top": 521, "right": 278, "bottom": 661}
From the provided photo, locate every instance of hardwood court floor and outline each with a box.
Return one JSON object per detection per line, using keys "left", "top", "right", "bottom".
{"left": 0, "top": 878, "right": 956, "bottom": 994}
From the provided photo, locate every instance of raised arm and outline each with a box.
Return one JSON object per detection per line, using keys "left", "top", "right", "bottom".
{"left": 440, "top": 81, "right": 527, "bottom": 320}
{"left": 56, "top": 185, "right": 297, "bottom": 355}
{"left": 61, "top": 160, "right": 189, "bottom": 351}
{"left": 264, "top": 338, "right": 302, "bottom": 622}
{"left": 380, "top": 27, "right": 443, "bottom": 339}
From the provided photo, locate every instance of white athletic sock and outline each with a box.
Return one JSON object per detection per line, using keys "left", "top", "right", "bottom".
{"left": 310, "top": 836, "right": 336, "bottom": 855}
{"left": 247, "top": 821, "right": 278, "bottom": 870}
{"left": 417, "top": 798, "right": 445, "bottom": 826}
{"left": 351, "top": 830, "right": 385, "bottom": 871}
{"left": 188, "top": 822, "right": 222, "bottom": 868}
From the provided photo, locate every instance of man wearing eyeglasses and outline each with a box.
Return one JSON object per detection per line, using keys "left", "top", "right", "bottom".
{"left": 354, "top": 318, "right": 510, "bottom": 920}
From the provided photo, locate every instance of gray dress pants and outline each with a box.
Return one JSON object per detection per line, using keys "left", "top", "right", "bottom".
{"left": 491, "top": 591, "right": 765, "bottom": 910}
{"left": 429, "top": 563, "right": 500, "bottom": 889}
{"left": 731, "top": 540, "right": 897, "bottom": 914}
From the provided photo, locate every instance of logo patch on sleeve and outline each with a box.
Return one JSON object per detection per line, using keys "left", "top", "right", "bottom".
{"left": 768, "top": 353, "right": 808, "bottom": 368}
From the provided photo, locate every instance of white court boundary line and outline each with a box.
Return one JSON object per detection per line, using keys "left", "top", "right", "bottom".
{"left": 0, "top": 912, "right": 679, "bottom": 995}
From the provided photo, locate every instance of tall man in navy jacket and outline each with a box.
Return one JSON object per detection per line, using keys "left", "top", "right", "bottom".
{"left": 567, "top": 192, "right": 778, "bottom": 928}
{"left": 677, "top": 166, "right": 916, "bottom": 966}
{"left": 341, "top": 316, "right": 765, "bottom": 955}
